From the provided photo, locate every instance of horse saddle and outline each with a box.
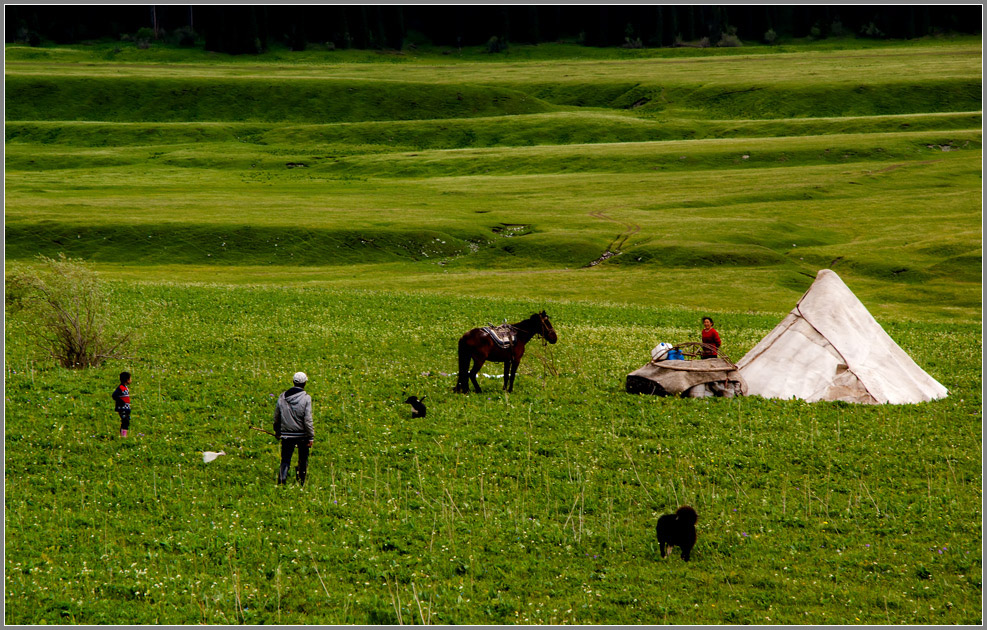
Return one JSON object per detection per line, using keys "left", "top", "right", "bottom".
{"left": 482, "top": 324, "right": 517, "bottom": 349}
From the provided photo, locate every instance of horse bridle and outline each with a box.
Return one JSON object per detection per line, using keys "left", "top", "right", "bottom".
{"left": 536, "top": 312, "right": 559, "bottom": 375}
{"left": 538, "top": 312, "right": 552, "bottom": 340}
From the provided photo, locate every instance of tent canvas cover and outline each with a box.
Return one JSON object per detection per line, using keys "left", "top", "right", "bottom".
{"left": 737, "top": 269, "right": 948, "bottom": 404}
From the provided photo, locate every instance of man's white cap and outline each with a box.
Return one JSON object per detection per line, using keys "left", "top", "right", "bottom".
{"left": 293, "top": 371, "right": 308, "bottom": 385}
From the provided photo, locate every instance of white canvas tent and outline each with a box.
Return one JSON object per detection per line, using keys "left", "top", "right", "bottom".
{"left": 737, "top": 269, "right": 948, "bottom": 404}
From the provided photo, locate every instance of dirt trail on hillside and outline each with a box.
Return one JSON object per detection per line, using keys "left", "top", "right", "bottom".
{"left": 586, "top": 210, "right": 641, "bottom": 267}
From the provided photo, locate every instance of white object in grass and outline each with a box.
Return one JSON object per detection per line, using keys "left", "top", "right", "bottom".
{"left": 202, "top": 451, "right": 226, "bottom": 463}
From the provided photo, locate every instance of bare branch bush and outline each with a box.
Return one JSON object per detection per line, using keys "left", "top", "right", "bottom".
{"left": 5, "top": 255, "right": 135, "bottom": 369}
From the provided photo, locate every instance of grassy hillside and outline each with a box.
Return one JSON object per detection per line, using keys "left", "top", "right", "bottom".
{"left": 5, "top": 131, "right": 981, "bottom": 321}
{"left": 3, "top": 38, "right": 980, "bottom": 319}
{"left": 3, "top": 38, "right": 983, "bottom": 625}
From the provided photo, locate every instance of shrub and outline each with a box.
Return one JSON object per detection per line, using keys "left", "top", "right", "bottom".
{"left": 717, "top": 33, "right": 742, "bottom": 47}
{"left": 5, "top": 255, "right": 135, "bottom": 369}
{"left": 171, "top": 26, "right": 198, "bottom": 47}
{"left": 135, "top": 27, "right": 154, "bottom": 49}
{"left": 486, "top": 36, "right": 507, "bottom": 53}
{"left": 860, "top": 22, "right": 885, "bottom": 38}
{"left": 623, "top": 22, "right": 642, "bottom": 48}
{"left": 830, "top": 20, "right": 847, "bottom": 37}
{"left": 764, "top": 28, "right": 777, "bottom": 44}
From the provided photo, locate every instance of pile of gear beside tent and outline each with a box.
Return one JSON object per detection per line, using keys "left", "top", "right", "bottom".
{"left": 626, "top": 342, "right": 747, "bottom": 398}
{"left": 626, "top": 269, "right": 948, "bottom": 404}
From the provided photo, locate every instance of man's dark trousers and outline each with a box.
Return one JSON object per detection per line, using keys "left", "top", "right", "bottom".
{"left": 278, "top": 437, "right": 310, "bottom": 486}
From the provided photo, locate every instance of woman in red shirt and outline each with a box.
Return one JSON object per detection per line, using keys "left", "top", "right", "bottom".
{"left": 701, "top": 317, "right": 721, "bottom": 358}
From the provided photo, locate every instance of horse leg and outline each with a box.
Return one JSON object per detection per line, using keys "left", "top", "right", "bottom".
{"left": 456, "top": 338, "right": 472, "bottom": 393}
{"left": 502, "top": 359, "right": 512, "bottom": 391}
{"left": 506, "top": 346, "right": 526, "bottom": 393}
{"left": 470, "top": 357, "right": 485, "bottom": 393}
{"left": 508, "top": 357, "right": 520, "bottom": 393}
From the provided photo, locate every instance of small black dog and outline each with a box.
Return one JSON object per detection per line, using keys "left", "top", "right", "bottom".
{"left": 655, "top": 505, "right": 698, "bottom": 561}
{"left": 404, "top": 395, "right": 427, "bottom": 418}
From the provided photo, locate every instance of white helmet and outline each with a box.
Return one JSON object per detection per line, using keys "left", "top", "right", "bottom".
{"left": 293, "top": 371, "right": 308, "bottom": 385}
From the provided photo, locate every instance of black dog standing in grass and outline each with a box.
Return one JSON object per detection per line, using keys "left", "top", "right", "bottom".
{"left": 404, "top": 395, "right": 427, "bottom": 418}
{"left": 656, "top": 505, "right": 698, "bottom": 561}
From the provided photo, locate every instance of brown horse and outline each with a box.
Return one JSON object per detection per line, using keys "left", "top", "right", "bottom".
{"left": 454, "top": 311, "right": 558, "bottom": 394}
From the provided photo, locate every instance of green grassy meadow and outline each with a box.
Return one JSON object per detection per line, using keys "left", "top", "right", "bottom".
{"left": 4, "top": 38, "right": 983, "bottom": 624}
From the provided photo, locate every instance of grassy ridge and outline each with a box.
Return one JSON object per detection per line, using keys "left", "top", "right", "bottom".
{"left": 7, "top": 41, "right": 981, "bottom": 124}
{"left": 6, "top": 129, "right": 981, "bottom": 172}
{"left": 6, "top": 75, "right": 981, "bottom": 123}
{"left": 5, "top": 112, "right": 984, "bottom": 152}
{"left": 3, "top": 223, "right": 483, "bottom": 266}
{"left": 4, "top": 76, "right": 557, "bottom": 123}
{"left": 6, "top": 41, "right": 980, "bottom": 84}
{"left": 264, "top": 130, "right": 983, "bottom": 177}
{"left": 517, "top": 80, "right": 983, "bottom": 119}
{"left": 5, "top": 38, "right": 982, "bottom": 66}
{"left": 4, "top": 286, "right": 982, "bottom": 624}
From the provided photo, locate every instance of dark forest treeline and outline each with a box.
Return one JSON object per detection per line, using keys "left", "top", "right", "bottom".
{"left": 6, "top": 5, "right": 982, "bottom": 54}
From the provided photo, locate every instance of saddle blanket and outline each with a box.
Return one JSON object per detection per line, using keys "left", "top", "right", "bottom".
{"left": 482, "top": 324, "right": 517, "bottom": 349}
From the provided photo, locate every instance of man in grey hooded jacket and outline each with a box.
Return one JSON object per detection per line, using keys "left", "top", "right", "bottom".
{"left": 273, "top": 371, "right": 315, "bottom": 486}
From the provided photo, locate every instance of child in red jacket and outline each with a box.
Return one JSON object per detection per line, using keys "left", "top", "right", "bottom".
{"left": 112, "top": 371, "right": 132, "bottom": 438}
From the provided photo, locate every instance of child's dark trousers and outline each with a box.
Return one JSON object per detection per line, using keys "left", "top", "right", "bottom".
{"left": 118, "top": 409, "right": 131, "bottom": 432}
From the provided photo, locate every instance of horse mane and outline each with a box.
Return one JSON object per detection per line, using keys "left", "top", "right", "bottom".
{"left": 513, "top": 312, "right": 542, "bottom": 329}
{"left": 509, "top": 312, "right": 551, "bottom": 338}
